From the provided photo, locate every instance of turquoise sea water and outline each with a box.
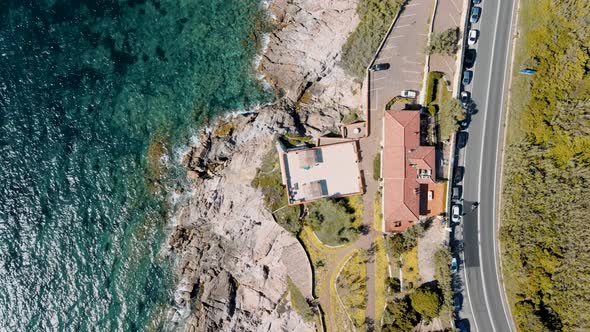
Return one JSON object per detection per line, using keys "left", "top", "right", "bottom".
{"left": 0, "top": 0, "right": 269, "bottom": 329}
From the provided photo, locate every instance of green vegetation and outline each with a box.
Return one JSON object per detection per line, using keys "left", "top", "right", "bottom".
{"left": 281, "top": 134, "right": 314, "bottom": 148}
{"left": 401, "top": 247, "right": 421, "bottom": 290}
{"left": 409, "top": 286, "right": 442, "bottom": 321}
{"left": 437, "top": 80, "right": 464, "bottom": 140}
{"left": 251, "top": 149, "right": 302, "bottom": 234}
{"left": 288, "top": 278, "right": 315, "bottom": 322}
{"left": 306, "top": 196, "right": 362, "bottom": 246}
{"left": 385, "top": 96, "right": 413, "bottom": 110}
{"left": 342, "top": 108, "right": 362, "bottom": 124}
{"left": 340, "top": 0, "right": 404, "bottom": 79}
{"left": 425, "top": 27, "right": 460, "bottom": 55}
{"left": 500, "top": 0, "right": 590, "bottom": 330}
{"left": 434, "top": 249, "right": 453, "bottom": 312}
{"left": 337, "top": 250, "right": 368, "bottom": 328}
{"left": 424, "top": 72, "right": 443, "bottom": 106}
{"left": 382, "top": 297, "right": 420, "bottom": 332}
{"left": 373, "top": 191, "right": 383, "bottom": 232}
{"left": 373, "top": 153, "right": 381, "bottom": 180}
{"left": 375, "top": 236, "right": 389, "bottom": 321}
{"left": 385, "top": 224, "right": 426, "bottom": 258}
{"left": 424, "top": 71, "right": 464, "bottom": 141}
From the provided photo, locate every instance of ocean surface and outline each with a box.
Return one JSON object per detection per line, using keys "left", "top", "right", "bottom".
{"left": 0, "top": 0, "right": 269, "bottom": 330}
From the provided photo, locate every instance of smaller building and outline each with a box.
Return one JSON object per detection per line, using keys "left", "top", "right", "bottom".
{"left": 277, "top": 140, "right": 363, "bottom": 205}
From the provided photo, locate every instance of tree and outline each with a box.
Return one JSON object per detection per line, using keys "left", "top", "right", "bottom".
{"left": 384, "top": 297, "right": 419, "bottom": 331}
{"left": 425, "top": 27, "right": 460, "bottom": 55}
{"left": 409, "top": 287, "right": 442, "bottom": 320}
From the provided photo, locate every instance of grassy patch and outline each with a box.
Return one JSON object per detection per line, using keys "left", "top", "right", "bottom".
{"left": 373, "top": 191, "right": 383, "bottom": 232}
{"left": 385, "top": 96, "right": 413, "bottom": 110}
{"left": 373, "top": 153, "right": 381, "bottom": 180}
{"left": 342, "top": 108, "right": 362, "bottom": 124}
{"left": 375, "top": 236, "right": 389, "bottom": 322}
{"left": 213, "top": 121, "right": 235, "bottom": 137}
{"left": 288, "top": 278, "right": 315, "bottom": 322}
{"left": 251, "top": 149, "right": 301, "bottom": 234}
{"left": 337, "top": 250, "right": 368, "bottom": 329}
{"left": 401, "top": 247, "right": 421, "bottom": 290}
{"left": 434, "top": 248, "right": 453, "bottom": 313}
{"left": 424, "top": 72, "right": 443, "bottom": 106}
{"left": 306, "top": 197, "right": 362, "bottom": 246}
{"left": 281, "top": 134, "right": 314, "bottom": 148}
{"left": 340, "top": 0, "right": 404, "bottom": 79}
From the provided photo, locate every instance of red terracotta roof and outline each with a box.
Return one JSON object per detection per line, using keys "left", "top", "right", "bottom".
{"left": 382, "top": 110, "right": 436, "bottom": 232}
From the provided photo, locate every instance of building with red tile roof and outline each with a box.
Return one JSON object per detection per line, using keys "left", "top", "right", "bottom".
{"left": 382, "top": 110, "right": 436, "bottom": 232}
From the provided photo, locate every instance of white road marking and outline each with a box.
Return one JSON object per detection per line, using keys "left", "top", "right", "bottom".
{"left": 400, "top": 13, "right": 416, "bottom": 18}
{"left": 395, "top": 24, "right": 412, "bottom": 29}
{"left": 389, "top": 35, "right": 405, "bottom": 39}
{"left": 403, "top": 70, "right": 421, "bottom": 74}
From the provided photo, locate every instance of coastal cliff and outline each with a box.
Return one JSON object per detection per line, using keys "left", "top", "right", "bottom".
{"left": 165, "top": 0, "right": 361, "bottom": 330}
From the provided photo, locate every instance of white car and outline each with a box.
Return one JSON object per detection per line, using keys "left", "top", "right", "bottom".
{"left": 451, "top": 204, "right": 461, "bottom": 223}
{"left": 401, "top": 90, "right": 417, "bottom": 98}
{"left": 468, "top": 29, "right": 479, "bottom": 46}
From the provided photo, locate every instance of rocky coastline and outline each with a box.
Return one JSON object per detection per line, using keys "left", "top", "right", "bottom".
{"left": 165, "top": 0, "right": 361, "bottom": 330}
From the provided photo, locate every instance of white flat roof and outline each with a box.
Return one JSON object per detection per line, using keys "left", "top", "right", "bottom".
{"left": 282, "top": 142, "right": 362, "bottom": 204}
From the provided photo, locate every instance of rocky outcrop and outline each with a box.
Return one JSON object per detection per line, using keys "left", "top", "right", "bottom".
{"left": 260, "top": 0, "right": 361, "bottom": 109}
{"left": 165, "top": 0, "right": 362, "bottom": 331}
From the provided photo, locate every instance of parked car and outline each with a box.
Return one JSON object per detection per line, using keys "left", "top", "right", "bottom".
{"left": 460, "top": 114, "right": 471, "bottom": 130}
{"left": 468, "top": 29, "right": 479, "bottom": 45}
{"left": 454, "top": 166, "right": 465, "bottom": 183}
{"left": 473, "top": 0, "right": 482, "bottom": 4}
{"left": 454, "top": 293, "right": 463, "bottom": 312}
{"left": 470, "top": 6, "right": 481, "bottom": 23}
{"left": 462, "top": 70, "right": 473, "bottom": 85}
{"left": 456, "top": 319, "right": 471, "bottom": 332}
{"left": 452, "top": 185, "right": 463, "bottom": 200}
{"left": 401, "top": 89, "right": 417, "bottom": 98}
{"left": 457, "top": 131, "right": 468, "bottom": 148}
{"left": 460, "top": 91, "right": 471, "bottom": 108}
{"left": 451, "top": 204, "right": 462, "bottom": 223}
{"left": 370, "top": 63, "right": 390, "bottom": 71}
{"left": 451, "top": 257, "right": 458, "bottom": 273}
{"left": 464, "top": 49, "right": 476, "bottom": 69}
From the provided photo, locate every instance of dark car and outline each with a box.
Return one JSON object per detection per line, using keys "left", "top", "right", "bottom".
{"left": 462, "top": 70, "right": 473, "bottom": 86}
{"left": 464, "top": 49, "right": 476, "bottom": 69}
{"left": 470, "top": 6, "right": 481, "bottom": 23}
{"left": 460, "top": 91, "right": 471, "bottom": 108}
{"left": 452, "top": 185, "right": 463, "bottom": 200}
{"left": 473, "top": 0, "right": 482, "bottom": 4}
{"left": 454, "top": 293, "right": 463, "bottom": 312}
{"left": 454, "top": 166, "right": 465, "bottom": 183}
{"left": 370, "top": 63, "right": 390, "bottom": 71}
{"left": 456, "top": 319, "right": 471, "bottom": 332}
{"left": 460, "top": 113, "right": 471, "bottom": 130}
{"left": 457, "top": 131, "right": 468, "bottom": 148}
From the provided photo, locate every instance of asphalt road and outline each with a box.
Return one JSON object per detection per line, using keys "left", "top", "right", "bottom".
{"left": 457, "top": 0, "right": 516, "bottom": 331}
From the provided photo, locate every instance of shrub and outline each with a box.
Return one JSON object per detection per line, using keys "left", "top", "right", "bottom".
{"left": 425, "top": 27, "right": 460, "bottom": 55}
{"left": 424, "top": 72, "right": 443, "bottom": 106}
{"left": 383, "top": 297, "right": 419, "bottom": 331}
{"left": 373, "top": 153, "right": 381, "bottom": 180}
{"left": 409, "top": 287, "right": 442, "bottom": 320}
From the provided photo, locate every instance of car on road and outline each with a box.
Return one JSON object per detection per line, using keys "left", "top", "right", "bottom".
{"left": 456, "top": 319, "right": 470, "bottom": 332}
{"left": 468, "top": 29, "right": 479, "bottom": 45}
{"left": 464, "top": 49, "right": 476, "bottom": 69}
{"left": 472, "top": 0, "right": 482, "bottom": 4}
{"left": 454, "top": 293, "right": 463, "bottom": 312}
{"left": 457, "top": 131, "right": 468, "bottom": 148}
{"left": 370, "top": 63, "right": 390, "bottom": 71}
{"left": 460, "top": 91, "right": 471, "bottom": 108}
{"left": 460, "top": 114, "right": 471, "bottom": 130}
{"left": 451, "top": 257, "right": 458, "bottom": 273}
{"left": 451, "top": 204, "right": 462, "bottom": 223}
{"left": 401, "top": 89, "right": 417, "bottom": 98}
{"left": 452, "top": 185, "right": 463, "bottom": 200}
{"left": 462, "top": 70, "right": 473, "bottom": 85}
{"left": 454, "top": 166, "right": 464, "bottom": 183}
{"left": 470, "top": 6, "right": 481, "bottom": 23}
